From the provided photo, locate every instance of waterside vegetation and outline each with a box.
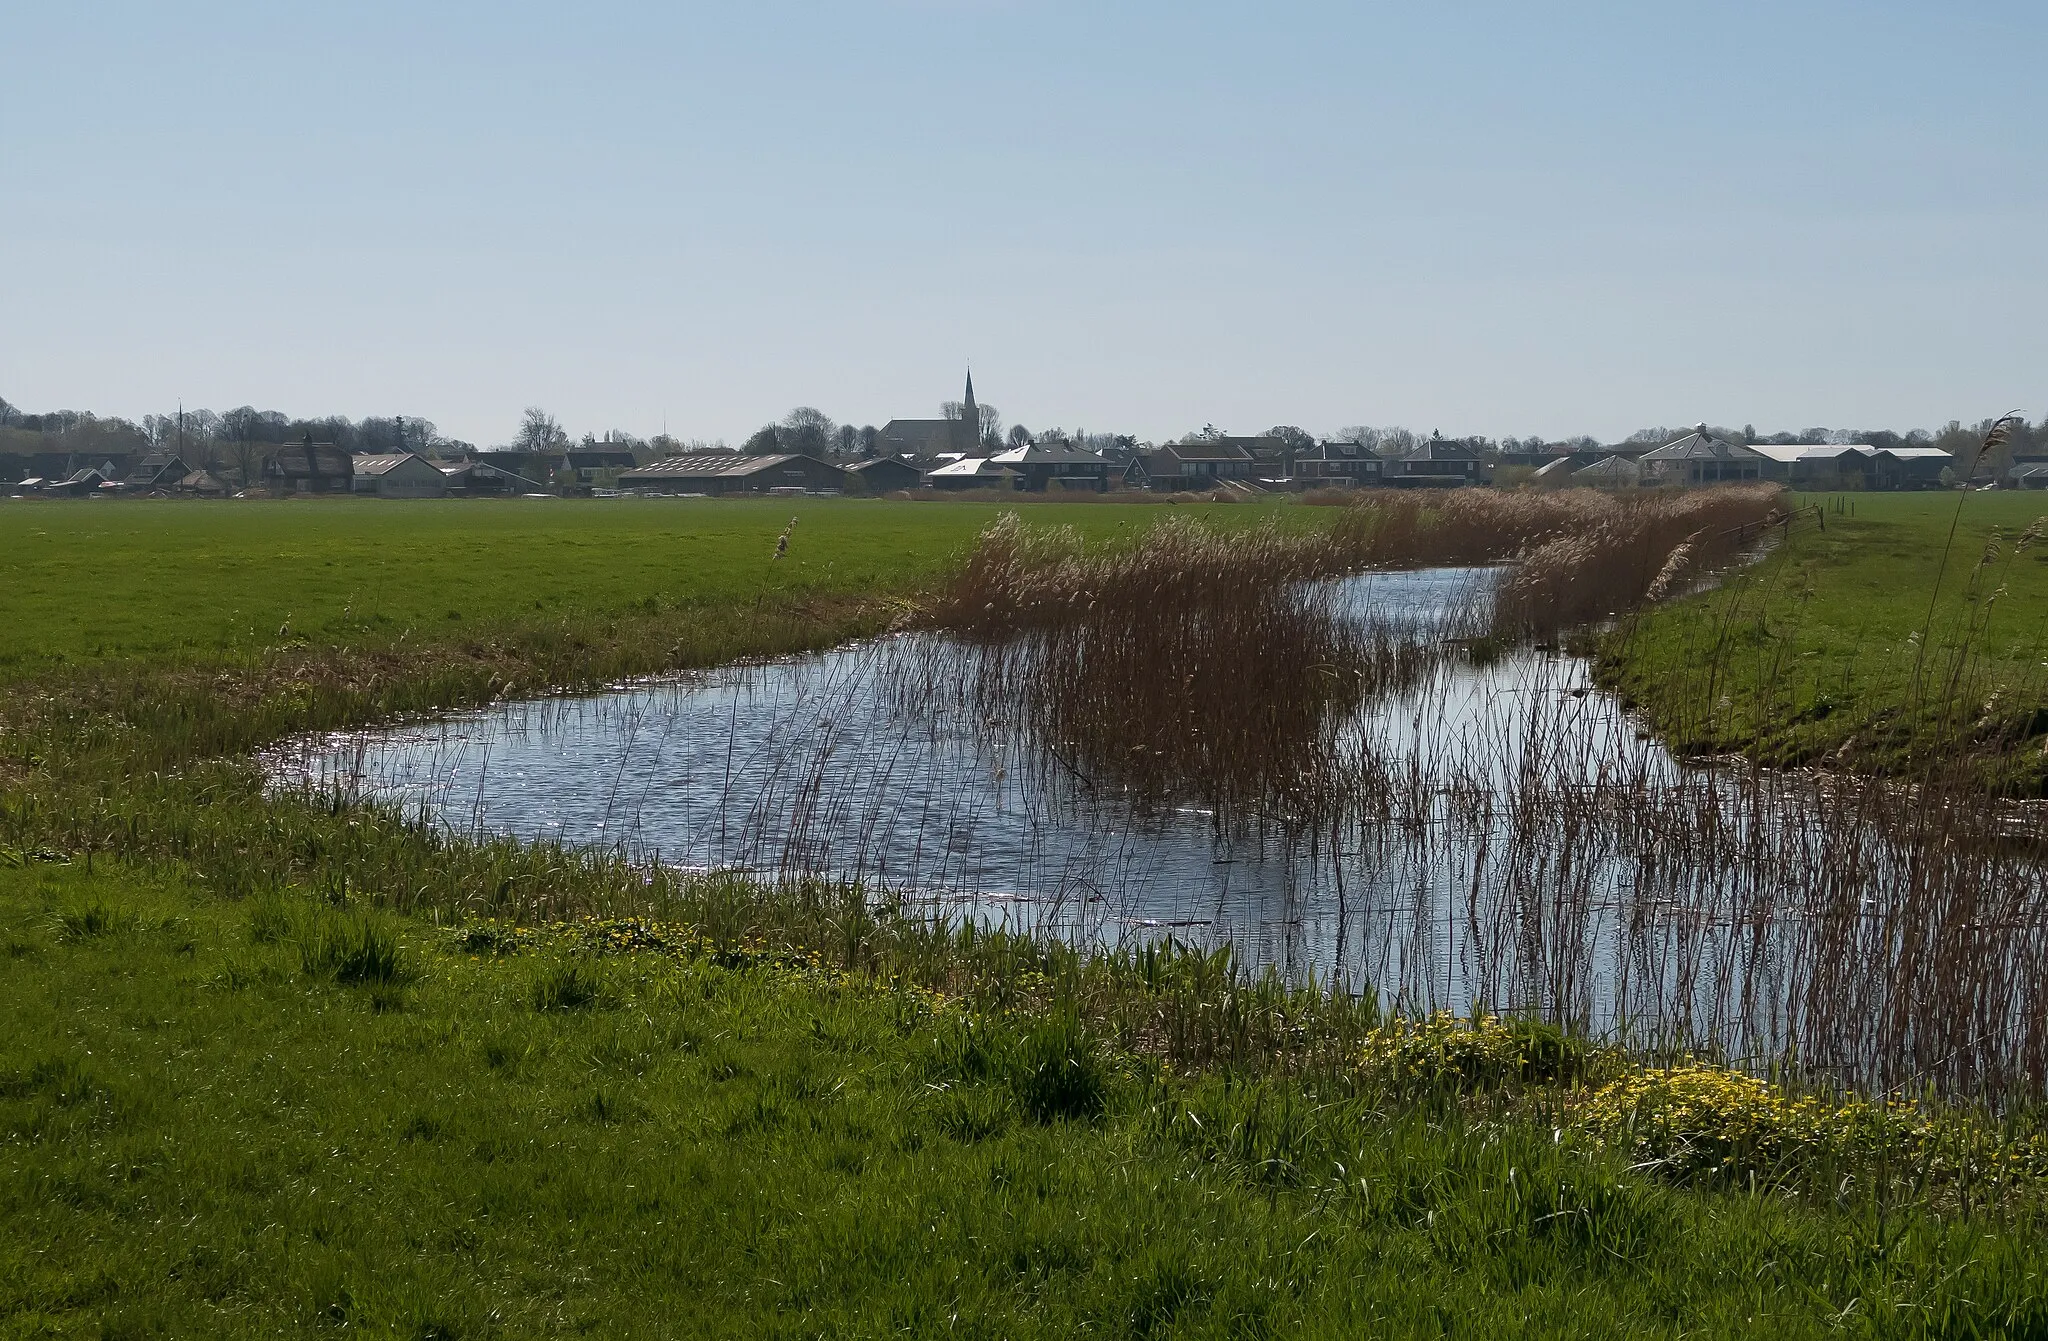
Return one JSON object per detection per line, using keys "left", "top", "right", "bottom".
{"left": 8, "top": 488, "right": 2048, "bottom": 1333}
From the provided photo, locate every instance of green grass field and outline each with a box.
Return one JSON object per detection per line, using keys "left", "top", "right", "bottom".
{"left": 9, "top": 493, "right": 2048, "bottom": 1336}
{"left": 0, "top": 497, "right": 1245, "bottom": 680}
{"left": 1601, "top": 491, "right": 2048, "bottom": 783}
{"left": 9, "top": 858, "right": 2047, "bottom": 1338}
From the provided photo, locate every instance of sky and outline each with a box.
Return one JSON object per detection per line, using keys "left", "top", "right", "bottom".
{"left": 3, "top": 1, "right": 2044, "bottom": 448}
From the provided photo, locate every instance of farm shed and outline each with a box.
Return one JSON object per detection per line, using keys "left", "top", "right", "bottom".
{"left": 266, "top": 438, "right": 355, "bottom": 494}
{"left": 352, "top": 452, "right": 450, "bottom": 498}
{"left": 845, "top": 457, "right": 924, "bottom": 493}
{"left": 617, "top": 453, "right": 844, "bottom": 496}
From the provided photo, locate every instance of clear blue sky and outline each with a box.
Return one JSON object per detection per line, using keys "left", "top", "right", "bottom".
{"left": 4, "top": 1, "right": 2042, "bottom": 447}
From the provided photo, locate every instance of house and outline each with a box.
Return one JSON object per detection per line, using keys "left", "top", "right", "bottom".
{"left": 560, "top": 448, "right": 639, "bottom": 486}
{"left": 1134, "top": 441, "right": 1257, "bottom": 492}
{"left": 617, "top": 452, "right": 845, "bottom": 496}
{"left": 124, "top": 451, "right": 192, "bottom": 491}
{"left": 844, "top": 456, "right": 924, "bottom": 493}
{"left": 2009, "top": 463, "right": 2048, "bottom": 490}
{"left": 987, "top": 442, "right": 1109, "bottom": 492}
{"left": 266, "top": 436, "right": 355, "bottom": 493}
{"left": 352, "top": 452, "right": 451, "bottom": 498}
{"left": 439, "top": 459, "right": 547, "bottom": 496}
{"left": 1640, "top": 426, "right": 1769, "bottom": 485}
{"left": 880, "top": 369, "right": 986, "bottom": 458}
{"left": 1292, "top": 440, "right": 1385, "bottom": 487}
{"left": 176, "top": 469, "right": 228, "bottom": 497}
{"left": 1570, "top": 455, "right": 1643, "bottom": 488}
{"left": 926, "top": 458, "right": 1021, "bottom": 491}
{"left": 1387, "top": 434, "right": 1485, "bottom": 487}
{"left": 46, "top": 468, "right": 107, "bottom": 498}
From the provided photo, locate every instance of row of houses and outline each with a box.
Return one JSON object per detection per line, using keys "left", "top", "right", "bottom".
{"left": 4, "top": 421, "right": 2007, "bottom": 502}
{"left": 1519, "top": 427, "right": 1955, "bottom": 491}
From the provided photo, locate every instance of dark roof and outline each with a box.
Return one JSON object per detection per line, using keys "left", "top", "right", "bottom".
{"left": 270, "top": 441, "right": 353, "bottom": 477}
{"left": 1402, "top": 438, "right": 1481, "bottom": 461}
{"left": 440, "top": 460, "right": 549, "bottom": 489}
{"left": 564, "top": 449, "right": 639, "bottom": 469}
{"left": 127, "top": 451, "right": 190, "bottom": 486}
{"left": 1298, "top": 441, "right": 1377, "bottom": 462}
{"left": 619, "top": 453, "right": 834, "bottom": 482}
{"left": 1159, "top": 440, "right": 1256, "bottom": 462}
{"left": 880, "top": 419, "right": 969, "bottom": 454}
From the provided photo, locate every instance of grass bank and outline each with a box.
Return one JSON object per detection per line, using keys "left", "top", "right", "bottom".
{"left": 1599, "top": 492, "right": 2048, "bottom": 789}
{"left": 9, "top": 857, "right": 2048, "bottom": 1337}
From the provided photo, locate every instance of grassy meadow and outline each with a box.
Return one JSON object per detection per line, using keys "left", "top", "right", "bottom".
{"left": 10, "top": 857, "right": 2048, "bottom": 1338}
{"left": 9, "top": 492, "right": 2048, "bottom": 1336}
{"left": 1601, "top": 491, "right": 2048, "bottom": 785}
{"left": 0, "top": 496, "right": 1248, "bottom": 679}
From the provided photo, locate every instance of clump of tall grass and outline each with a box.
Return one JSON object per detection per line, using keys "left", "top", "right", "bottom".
{"left": 917, "top": 514, "right": 1454, "bottom": 826}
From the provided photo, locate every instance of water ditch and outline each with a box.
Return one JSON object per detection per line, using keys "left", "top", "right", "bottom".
{"left": 268, "top": 565, "right": 2048, "bottom": 1099}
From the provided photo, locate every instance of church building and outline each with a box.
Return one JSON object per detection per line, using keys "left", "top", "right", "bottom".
{"left": 879, "top": 370, "right": 985, "bottom": 458}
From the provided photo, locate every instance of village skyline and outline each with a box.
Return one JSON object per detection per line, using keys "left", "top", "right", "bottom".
{"left": 7, "top": 4, "right": 2043, "bottom": 449}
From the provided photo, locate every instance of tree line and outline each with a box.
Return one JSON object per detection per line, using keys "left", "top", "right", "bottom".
{"left": 4, "top": 392, "right": 2039, "bottom": 485}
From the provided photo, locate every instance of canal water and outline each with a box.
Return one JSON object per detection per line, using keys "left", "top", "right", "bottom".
{"left": 267, "top": 566, "right": 2048, "bottom": 1090}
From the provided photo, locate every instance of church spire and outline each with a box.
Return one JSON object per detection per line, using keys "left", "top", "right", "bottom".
{"left": 960, "top": 365, "right": 980, "bottom": 452}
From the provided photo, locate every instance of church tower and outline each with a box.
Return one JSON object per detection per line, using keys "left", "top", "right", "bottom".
{"left": 958, "top": 367, "right": 980, "bottom": 453}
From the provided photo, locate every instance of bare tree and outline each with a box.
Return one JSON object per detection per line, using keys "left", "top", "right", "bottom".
{"left": 1007, "top": 424, "right": 1033, "bottom": 448}
{"left": 513, "top": 407, "right": 569, "bottom": 455}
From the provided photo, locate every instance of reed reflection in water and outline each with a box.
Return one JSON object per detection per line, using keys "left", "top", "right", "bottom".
{"left": 271, "top": 564, "right": 2048, "bottom": 1100}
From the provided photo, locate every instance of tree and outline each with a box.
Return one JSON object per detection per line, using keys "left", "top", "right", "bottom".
{"left": 837, "top": 424, "right": 859, "bottom": 457}
{"left": 780, "top": 407, "right": 835, "bottom": 457}
{"left": 1265, "top": 425, "right": 1314, "bottom": 465}
{"left": 1007, "top": 424, "right": 1033, "bottom": 448}
{"left": 858, "top": 425, "right": 880, "bottom": 458}
{"left": 513, "top": 407, "right": 569, "bottom": 455}
{"left": 0, "top": 396, "right": 16, "bottom": 428}
{"left": 743, "top": 425, "right": 783, "bottom": 455}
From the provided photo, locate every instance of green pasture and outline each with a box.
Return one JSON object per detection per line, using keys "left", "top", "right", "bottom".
{"left": 11, "top": 488, "right": 2048, "bottom": 1334}
{"left": 7, "top": 860, "right": 2046, "bottom": 1338}
{"left": 0, "top": 496, "right": 1267, "bottom": 680}
{"left": 1602, "top": 490, "right": 2048, "bottom": 780}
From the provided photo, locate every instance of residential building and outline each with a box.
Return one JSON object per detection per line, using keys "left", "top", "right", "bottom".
{"left": 124, "top": 451, "right": 192, "bottom": 491}
{"left": 1292, "top": 440, "right": 1385, "bottom": 487}
{"left": 1388, "top": 434, "right": 1485, "bottom": 487}
{"left": 438, "top": 460, "right": 547, "bottom": 495}
{"left": 926, "top": 458, "right": 1021, "bottom": 491}
{"left": 560, "top": 447, "right": 640, "bottom": 486}
{"left": 1640, "top": 426, "right": 1769, "bottom": 485}
{"left": 988, "top": 441, "right": 1110, "bottom": 492}
{"left": 1132, "top": 440, "right": 1257, "bottom": 492}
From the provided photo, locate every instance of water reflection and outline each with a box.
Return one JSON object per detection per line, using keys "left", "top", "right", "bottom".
{"left": 268, "top": 566, "right": 2048, "bottom": 1097}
